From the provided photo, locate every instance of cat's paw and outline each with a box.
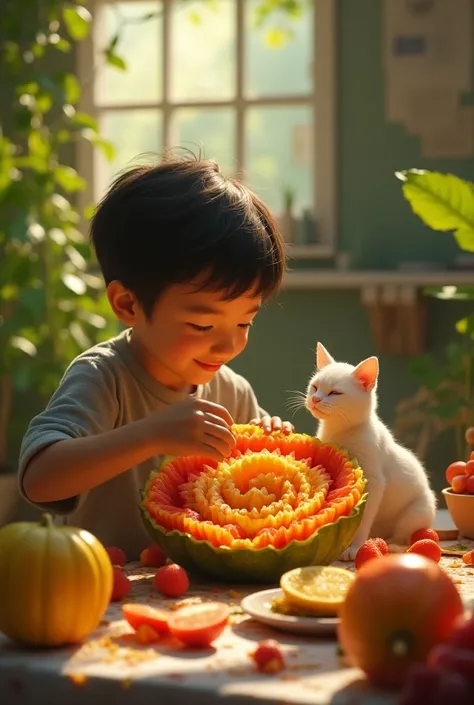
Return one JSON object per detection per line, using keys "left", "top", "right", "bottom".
{"left": 339, "top": 545, "right": 361, "bottom": 562}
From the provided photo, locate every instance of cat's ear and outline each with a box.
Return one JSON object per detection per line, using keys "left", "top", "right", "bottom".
{"left": 353, "top": 356, "right": 379, "bottom": 392}
{"left": 316, "top": 342, "right": 335, "bottom": 369}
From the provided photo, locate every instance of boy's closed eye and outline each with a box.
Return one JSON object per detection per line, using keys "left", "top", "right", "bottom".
{"left": 188, "top": 322, "right": 254, "bottom": 332}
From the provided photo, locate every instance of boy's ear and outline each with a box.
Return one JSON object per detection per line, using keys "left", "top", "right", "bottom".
{"left": 107, "top": 281, "right": 139, "bottom": 325}
{"left": 353, "top": 356, "right": 379, "bottom": 392}
{"left": 316, "top": 342, "right": 335, "bottom": 369}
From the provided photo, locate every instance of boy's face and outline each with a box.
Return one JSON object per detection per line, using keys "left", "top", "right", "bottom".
{"left": 113, "top": 279, "right": 261, "bottom": 391}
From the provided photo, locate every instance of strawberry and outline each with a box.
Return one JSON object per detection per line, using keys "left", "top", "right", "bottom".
{"left": 250, "top": 639, "right": 285, "bottom": 673}
{"left": 355, "top": 540, "right": 384, "bottom": 570}
{"left": 406, "top": 539, "right": 441, "bottom": 563}
{"left": 372, "top": 537, "right": 389, "bottom": 555}
{"left": 105, "top": 546, "right": 127, "bottom": 567}
{"left": 410, "top": 528, "right": 440, "bottom": 545}
{"left": 140, "top": 544, "right": 167, "bottom": 568}
{"left": 111, "top": 566, "right": 132, "bottom": 601}
{"left": 154, "top": 563, "right": 189, "bottom": 598}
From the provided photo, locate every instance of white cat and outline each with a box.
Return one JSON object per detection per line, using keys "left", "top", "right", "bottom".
{"left": 304, "top": 342, "right": 437, "bottom": 561}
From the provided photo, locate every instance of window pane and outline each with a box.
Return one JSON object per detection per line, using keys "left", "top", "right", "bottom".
{"left": 245, "top": 0, "right": 313, "bottom": 98}
{"left": 245, "top": 105, "right": 313, "bottom": 221}
{"left": 95, "top": 109, "right": 162, "bottom": 199}
{"left": 95, "top": 1, "right": 162, "bottom": 106}
{"left": 170, "top": 0, "right": 235, "bottom": 102}
{"left": 170, "top": 108, "right": 236, "bottom": 175}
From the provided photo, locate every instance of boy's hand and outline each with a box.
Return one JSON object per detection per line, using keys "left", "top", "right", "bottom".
{"left": 152, "top": 398, "right": 236, "bottom": 462}
{"left": 249, "top": 415, "right": 294, "bottom": 434}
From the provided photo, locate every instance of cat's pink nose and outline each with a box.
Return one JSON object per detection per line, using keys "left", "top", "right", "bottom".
{"left": 312, "top": 397, "right": 321, "bottom": 406}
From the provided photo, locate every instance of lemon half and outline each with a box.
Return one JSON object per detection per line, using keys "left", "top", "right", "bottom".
{"left": 280, "top": 566, "right": 355, "bottom": 616}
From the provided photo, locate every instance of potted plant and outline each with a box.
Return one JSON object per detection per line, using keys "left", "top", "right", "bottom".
{"left": 0, "top": 0, "right": 126, "bottom": 523}
{"left": 394, "top": 170, "right": 474, "bottom": 463}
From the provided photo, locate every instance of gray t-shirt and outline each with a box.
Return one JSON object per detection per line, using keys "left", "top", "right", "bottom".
{"left": 18, "top": 329, "right": 266, "bottom": 559}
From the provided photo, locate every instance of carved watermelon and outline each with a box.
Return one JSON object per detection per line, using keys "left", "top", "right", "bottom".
{"left": 140, "top": 425, "right": 366, "bottom": 583}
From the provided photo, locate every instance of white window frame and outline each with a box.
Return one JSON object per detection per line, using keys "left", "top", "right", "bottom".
{"left": 77, "top": 0, "right": 338, "bottom": 258}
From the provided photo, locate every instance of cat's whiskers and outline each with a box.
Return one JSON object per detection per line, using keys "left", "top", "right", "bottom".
{"left": 284, "top": 391, "right": 307, "bottom": 416}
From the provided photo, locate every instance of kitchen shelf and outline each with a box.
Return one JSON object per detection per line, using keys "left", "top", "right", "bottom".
{"left": 282, "top": 269, "right": 474, "bottom": 290}
{"left": 285, "top": 244, "right": 335, "bottom": 260}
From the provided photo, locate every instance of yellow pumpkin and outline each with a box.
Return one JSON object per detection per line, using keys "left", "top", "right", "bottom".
{"left": 0, "top": 513, "right": 113, "bottom": 647}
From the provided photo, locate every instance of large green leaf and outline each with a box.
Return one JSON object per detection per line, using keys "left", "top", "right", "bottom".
{"left": 62, "top": 5, "right": 92, "bottom": 41}
{"left": 395, "top": 170, "right": 474, "bottom": 252}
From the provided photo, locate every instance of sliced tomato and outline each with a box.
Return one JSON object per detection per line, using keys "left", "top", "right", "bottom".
{"left": 168, "top": 602, "right": 230, "bottom": 647}
{"left": 122, "top": 603, "right": 170, "bottom": 635}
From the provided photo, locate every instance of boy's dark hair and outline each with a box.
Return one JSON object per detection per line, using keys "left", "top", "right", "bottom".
{"left": 90, "top": 155, "right": 286, "bottom": 317}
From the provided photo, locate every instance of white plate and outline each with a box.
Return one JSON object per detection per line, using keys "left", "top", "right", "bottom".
{"left": 240, "top": 588, "right": 339, "bottom": 636}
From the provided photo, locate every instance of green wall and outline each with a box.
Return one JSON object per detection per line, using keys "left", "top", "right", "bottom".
{"left": 231, "top": 0, "right": 474, "bottom": 496}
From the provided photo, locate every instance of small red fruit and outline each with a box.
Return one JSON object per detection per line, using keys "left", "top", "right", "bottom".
{"left": 111, "top": 566, "right": 132, "bottom": 601}
{"left": 105, "top": 546, "right": 127, "bottom": 567}
{"left": 122, "top": 603, "right": 170, "bottom": 635}
{"left": 446, "top": 461, "right": 467, "bottom": 485}
{"left": 140, "top": 544, "right": 166, "bottom": 567}
{"left": 250, "top": 639, "right": 285, "bottom": 673}
{"left": 462, "top": 549, "right": 474, "bottom": 565}
{"left": 465, "top": 460, "right": 474, "bottom": 477}
{"left": 168, "top": 602, "right": 229, "bottom": 647}
{"left": 154, "top": 563, "right": 189, "bottom": 598}
{"left": 355, "top": 540, "right": 383, "bottom": 570}
{"left": 451, "top": 474, "right": 468, "bottom": 493}
{"left": 372, "top": 538, "right": 389, "bottom": 555}
{"left": 466, "top": 476, "right": 474, "bottom": 494}
{"left": 410, "top": 528, "right": 439, "bottom": 544}
{"left": 406, "top": 539, "right": 441, "bottom": 563}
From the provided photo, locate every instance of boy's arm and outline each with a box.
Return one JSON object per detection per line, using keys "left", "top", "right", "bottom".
{"left": 21, "top": 360, "right": 234, "bottom": 508}
{"left": 20, "top": 358, "right": 138, "bottom": 508}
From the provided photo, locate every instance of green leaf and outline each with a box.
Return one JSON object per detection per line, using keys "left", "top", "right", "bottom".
{"left": 55, "top": 39, "right": 72, "bottom": 52}
{"left": 90, "top": 135, "right": 116, "bottom": 161}
{"left": 54, "top": 166, "right": 86, "bottom": 192}
{"left": 36, "top": 93, "right": 53, "bottom": 113}
{"left": 104, "top": 50, "right": 127, "bottom": 71}
{"left": 456, "top": 314, "right": 474, "bottom": 337}
{"left": 72, "top": 112, "right": 98, "bottom": 131}
{"left": 396, "top": 170, "right": 474, "bottom": 252}
{"left": 63, "top": 73, "right": 81, "bottom": 105}
{"left": 28, "top": 130, "right": 50, "bottom": 159}
{"left": 63, "top": 5, "right": 92, "bottom": 40}
{"left": 264, "top": 26, "right": 293, "bottom": 47}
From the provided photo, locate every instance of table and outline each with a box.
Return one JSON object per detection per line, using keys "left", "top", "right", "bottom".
{"left": 1, "top": 539, "right": 473, "bottom": 705}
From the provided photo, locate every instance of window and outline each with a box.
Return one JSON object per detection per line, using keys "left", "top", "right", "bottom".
{"left": 78, "top": 0, "right": 337, "bottom": 256}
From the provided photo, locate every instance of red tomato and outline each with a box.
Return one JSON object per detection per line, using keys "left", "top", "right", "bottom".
{"left": 465, "top": 460, "right": 474, "bottom": 477}
{"left": 466, "top": 476, "right": 474, "bottom": 494}
{"left": 452, "top": 475, "right": 468, "bottom": 494}
{"left": 446, "top": 461, "right": 466, "bottom": 485}
{"left": 122, "top": 603, "right": 170, "bottom": 635}
{"left": 168, "top": 602, "right": 230, "bottom": 648}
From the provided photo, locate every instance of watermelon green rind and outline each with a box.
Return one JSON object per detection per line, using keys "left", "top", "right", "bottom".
{"left": 139, "top": 492, "right": 367, "bottom": 584}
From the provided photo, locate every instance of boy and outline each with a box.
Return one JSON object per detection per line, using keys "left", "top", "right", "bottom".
{"left": 19, "top": 156, "right": 292, "bottom": 559}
